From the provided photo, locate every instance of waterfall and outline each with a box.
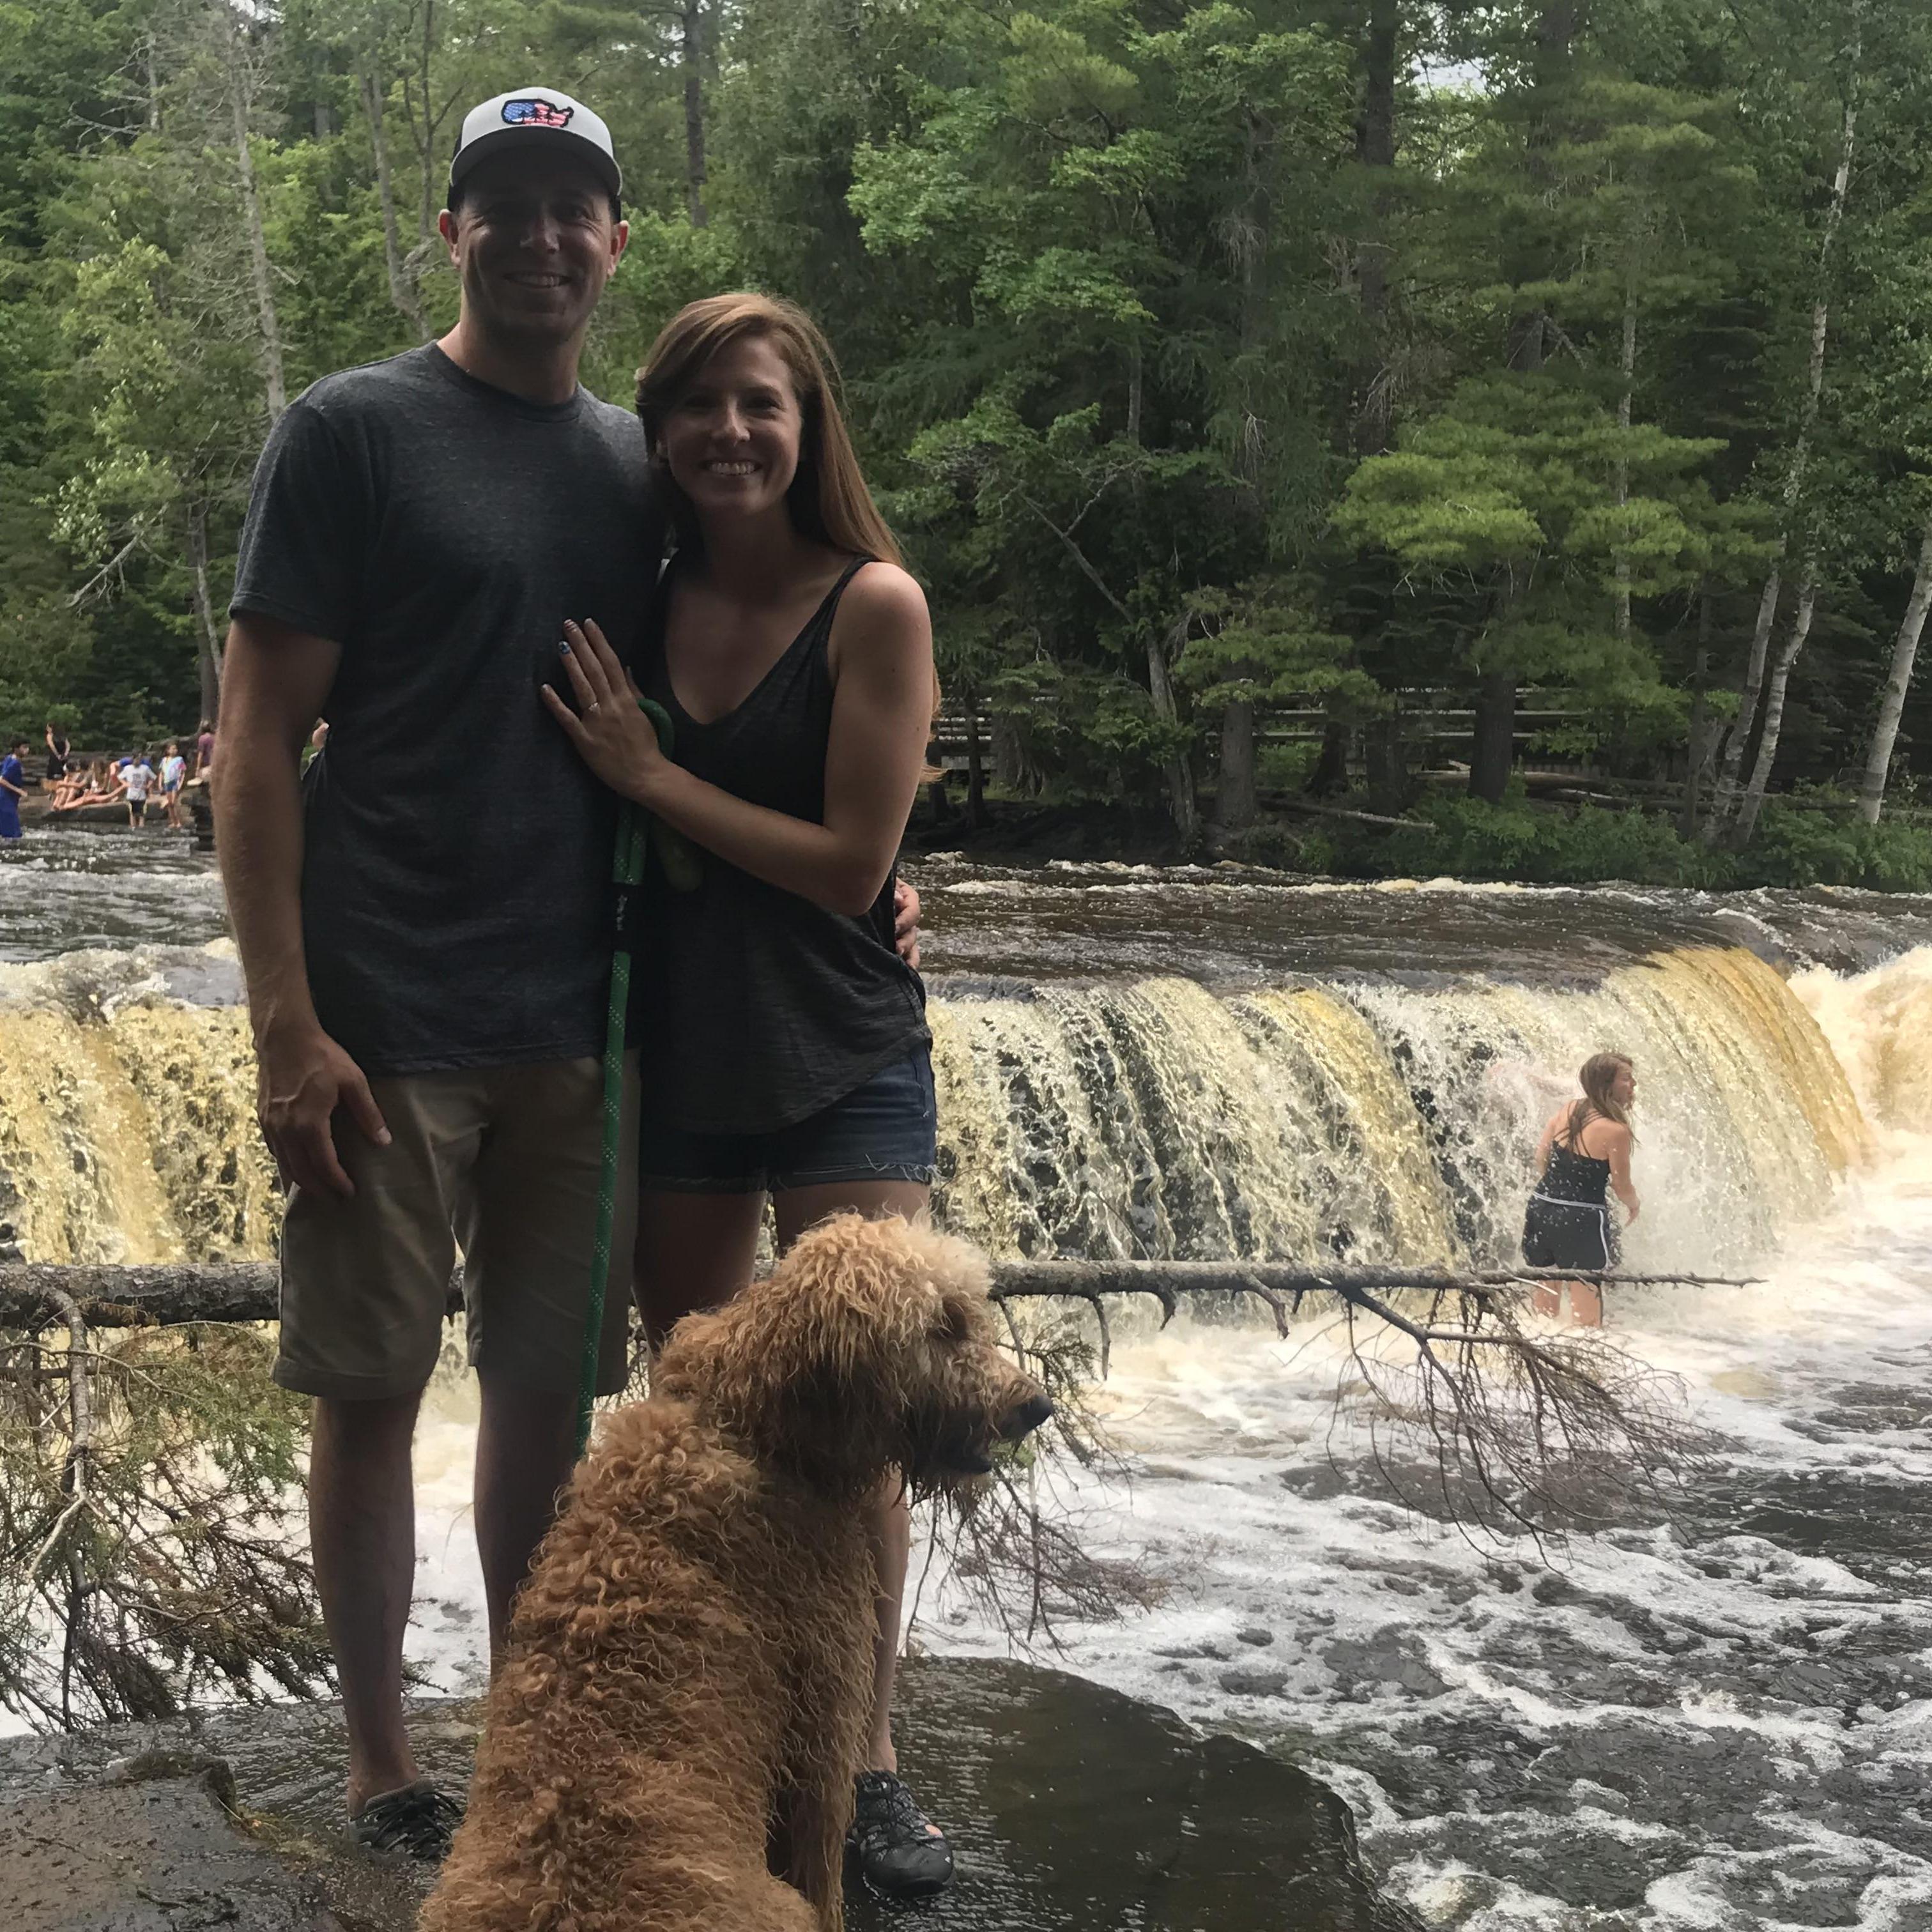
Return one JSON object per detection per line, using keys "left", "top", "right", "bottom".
{"left": 928, "top": 946, "right": 1866, "bottom": 1276}
{"left": 0, "top": 940, "right": 1880, "bottom": 1276}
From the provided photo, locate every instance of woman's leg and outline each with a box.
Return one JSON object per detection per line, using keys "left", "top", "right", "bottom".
{"left": 772, "top": 1181, "right": 930, "bottom": 1777}
{"left": 632, "top": 1190, "right": 767, "bottom": 1352}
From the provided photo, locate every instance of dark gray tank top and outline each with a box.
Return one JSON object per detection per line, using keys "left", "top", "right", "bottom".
{"left": 634, "top": 555, "right": 928, "bottom": 1134}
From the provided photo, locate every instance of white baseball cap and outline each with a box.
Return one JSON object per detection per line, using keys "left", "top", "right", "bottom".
{"left": 448, "top": 88, "right": 622, "bottom": 204}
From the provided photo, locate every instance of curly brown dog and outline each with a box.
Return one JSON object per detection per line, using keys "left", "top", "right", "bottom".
{"left": 420, "top": 1214, "right": 1052, "bottom": 1932}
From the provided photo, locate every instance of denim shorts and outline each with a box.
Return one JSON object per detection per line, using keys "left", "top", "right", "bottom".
{"left": 638, "top": 1043, "right": 939, "bottom": 1193}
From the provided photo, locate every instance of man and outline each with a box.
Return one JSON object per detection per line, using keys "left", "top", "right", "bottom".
{"left": 217, "top": 88, "right": 920, "bottom": 1870}
{"left": 0, "top": 738, "right": 27, "bottom": 843}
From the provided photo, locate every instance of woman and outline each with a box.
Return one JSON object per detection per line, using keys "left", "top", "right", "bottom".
{"left": 1522, "top": 1052, "right": 1639, "bottom": 1327}
{"left": 542, "top": 294, "right": 948, "bottom": 1899}
{"left": 160, "top": 740, "right": 188, "bottom": 828}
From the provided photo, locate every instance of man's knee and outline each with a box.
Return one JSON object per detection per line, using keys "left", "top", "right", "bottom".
{"left": 310, "top": 1388, "right": 425, "bottom": 1465}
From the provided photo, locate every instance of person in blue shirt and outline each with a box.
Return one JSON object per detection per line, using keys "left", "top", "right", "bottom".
{"left": 0, "top": 739, "right": 29, "bottom": 843}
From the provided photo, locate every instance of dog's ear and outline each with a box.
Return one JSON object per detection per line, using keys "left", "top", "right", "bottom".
{"left": 673, "top": 1215, "right": 969, "bottom": 1493}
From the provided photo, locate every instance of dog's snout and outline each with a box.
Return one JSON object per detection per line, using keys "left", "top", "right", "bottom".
{"left": 1005, "top": 1392, "right": 1055, "bottom": 1439}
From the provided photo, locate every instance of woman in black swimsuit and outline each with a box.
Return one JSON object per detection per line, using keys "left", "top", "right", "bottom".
{"left": 1522, "top": 1052, "right": 1639, "bottom": 1327}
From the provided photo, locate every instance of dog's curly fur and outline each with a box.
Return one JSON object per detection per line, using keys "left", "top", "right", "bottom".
{"left": 420, "top": 1215, "right": 1050, "bottom": 1932}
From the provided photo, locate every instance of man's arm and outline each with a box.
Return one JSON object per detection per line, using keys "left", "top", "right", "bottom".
{"left": 215, "top": 612, "right": 388, "bottom": 1197}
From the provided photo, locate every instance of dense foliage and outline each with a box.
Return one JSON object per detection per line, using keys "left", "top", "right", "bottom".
{"left": 3, "top": 0, "right": 1931, "bottom": 848}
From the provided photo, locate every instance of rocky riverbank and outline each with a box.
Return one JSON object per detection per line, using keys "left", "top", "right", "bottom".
{"left": 0, "top": 1658, "right": 1414, "bottom": 1932}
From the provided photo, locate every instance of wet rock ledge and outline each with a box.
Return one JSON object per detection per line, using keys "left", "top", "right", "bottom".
{"left": 0, "top": 1657, "right": 1416, "bottom": 1931}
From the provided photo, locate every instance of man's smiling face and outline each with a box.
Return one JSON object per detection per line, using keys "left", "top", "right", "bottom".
{"left": 439, "top": 151, "right": 627, "bottom": 350}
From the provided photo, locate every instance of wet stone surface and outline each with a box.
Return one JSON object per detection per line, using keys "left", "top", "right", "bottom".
{"left": 0, "top": 1659, "right": 1414, "bottom": 1932}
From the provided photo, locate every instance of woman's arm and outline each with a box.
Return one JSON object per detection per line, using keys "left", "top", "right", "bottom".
{"left": 1605, "top": 1124, "right": 1639, "bottom": 1221}
{"left": 544, "top": 568, "right": 935, "bottom": 918}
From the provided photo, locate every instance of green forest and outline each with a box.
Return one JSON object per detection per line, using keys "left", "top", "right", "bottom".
{"left": 4, "top": 0, "right": 1932, "bottom": 885}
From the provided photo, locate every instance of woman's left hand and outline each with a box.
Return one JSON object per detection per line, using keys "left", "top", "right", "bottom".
{"left": 541, "top": 618, "right": 671, "bottom": 803}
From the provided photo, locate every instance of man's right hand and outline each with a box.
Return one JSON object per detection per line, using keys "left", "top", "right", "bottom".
{"left": 257, "top": 1023, "right": 390, "bottom": 1197}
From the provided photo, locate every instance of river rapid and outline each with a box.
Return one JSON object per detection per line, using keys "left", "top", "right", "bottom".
{"left": 2, "top": 829, "right": 1929, "bottom": 1931}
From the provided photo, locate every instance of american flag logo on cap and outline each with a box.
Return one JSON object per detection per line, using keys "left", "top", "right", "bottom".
{"left": 502, "top": 98, "right": 574, "bottom": 129}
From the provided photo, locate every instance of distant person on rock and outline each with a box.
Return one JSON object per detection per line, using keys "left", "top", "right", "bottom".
{"left": 214, "top": 85, "right": 920, "bottom": 1868}
{"left": 123, "top": 751, "right": 155, "bottom": 827}
{"left": 1522, "top": 1052, "right": 1639, "bottom": 1328}
{"left": 194, "top": 719, "right": 216, "bottom": 781}
{"left": 47, "top": 758, "right": 93, "bottom": 810}
{"left": 160, "top": 740, "right": 188, "bottom": 828}
{"left": 0, "top": 738, "right": 28, "bottom": 843}
{"left": 43, "top": 723, "right": 71, "bottom": 789}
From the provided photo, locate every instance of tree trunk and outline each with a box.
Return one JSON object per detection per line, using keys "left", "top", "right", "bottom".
{"left": 965, "top": 700, "right": 987, "bottom": 827}
{"left": 1351, "top": 0, "right": 1398, "bottom": 457}
{"left": 682, "top": 0, "right": 708, "bottom": 227}
{"left": 1680, "top": 585, "right": 1716, "bottom": 838}
{"left": 1218, "top": 699, "right": 1257, "bottom": 829}
{"left": 1148, "top": 615, "right": 1199, "bottom": 847}
{"left": 408, "top": 0, "right": 442, "bottom": 243}
{"left": 1857, "top": 512, "right": 1932, "bottom": 824}
{"left": 1304, "top": 719, "right": 1350, "bottom": 797}
{"left": 360, "top": 71, "right": 428, "bottom": 340}
{"left": 187, "top": 501, "right": 223, "bottom": 724}
{"left": 1706, "top": 569, "right": 1783, "bottom": 841}
{"left": 1503, "top": 3, "right": 1586, "bottom": 376}
{"left": 1731, "top": 572, "right": 1818, "bottom": 847}
{"left": 1469, "top": 669, "right": 1516, "bottom": 803}
{"left": 1707, "top": 13, "right": 1860, "bottom": 841}
{"left": 1365, "top": 711, "right": 1409, "bottom": 816}
{"left": 224, "top": 12, "right": 286, "bottom": 424}
{"left": 0, "top": 1257, "right": 1746, "bottom": 1339}
{"left": 1614, "top": 282, "right": 1636, "bottom": 641}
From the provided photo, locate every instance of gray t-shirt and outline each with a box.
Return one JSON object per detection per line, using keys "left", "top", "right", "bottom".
{"left": 231, "top": 344, "right": 665, "bottom": 1074}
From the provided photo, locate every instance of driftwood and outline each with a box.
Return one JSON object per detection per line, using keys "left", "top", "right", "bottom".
{"left": 0, "top": 1255, "right": 1731, "bottom": 1719}
{"left": 0, "top": 1259, "right": 1751, "bottom": 1347}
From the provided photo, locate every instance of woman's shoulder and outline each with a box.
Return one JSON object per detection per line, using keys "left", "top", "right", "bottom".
{"left": 830, "top": 560, "right": 930, "bottom": 667}
{"left": 841, "top": 558, "right": 928, "bottom": 622}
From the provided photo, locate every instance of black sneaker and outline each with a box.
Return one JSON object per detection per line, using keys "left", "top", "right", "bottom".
{"left": 848, "top": 1769, "right": 954, "bottom": 1898}
{"left": 351, "top": 1779, "right": 466, "bottom": 1862}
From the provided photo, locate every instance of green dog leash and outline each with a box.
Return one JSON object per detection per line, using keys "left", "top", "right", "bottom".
{"left": 574, "top": 696, "right": 702, "bottom": 1457}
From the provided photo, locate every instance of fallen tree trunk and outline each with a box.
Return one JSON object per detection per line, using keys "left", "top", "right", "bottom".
{"left": 0, "top": 1259, "right": 1754, "bottom": 1339}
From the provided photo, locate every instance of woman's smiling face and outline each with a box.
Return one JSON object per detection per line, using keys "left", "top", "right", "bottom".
{"left": 659, "top": 333, "right": 804, "bottom": 524}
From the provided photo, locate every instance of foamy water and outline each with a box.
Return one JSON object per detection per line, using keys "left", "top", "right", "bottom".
{"left": 395, "top": 949, "right": 1932, "bottom": 1931}
{"left": 5, "top": 848, "right": 1929, "bottom": 1926}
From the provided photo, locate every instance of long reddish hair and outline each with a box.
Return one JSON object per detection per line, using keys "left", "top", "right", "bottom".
{"left": 635, "top": 293, "right": 903, "bottom": 566}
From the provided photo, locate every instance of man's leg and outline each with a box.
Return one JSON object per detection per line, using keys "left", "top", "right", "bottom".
{"left": 473, "top": 1374, "right": 578, "bottom": 1659}
{"left": 461, "top": 1055, "right": 644, "bottom": 1653}
{"left": 310, "top": 1388, "right": 425, "bottom": 1813}
{"left": 279, "top": 1069, "right": 482, "bottom": 1829}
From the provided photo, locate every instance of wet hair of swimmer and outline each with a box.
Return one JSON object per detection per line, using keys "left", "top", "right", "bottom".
{"left": 1569, "top": 1052, "right": 1636, "bottom": 1140}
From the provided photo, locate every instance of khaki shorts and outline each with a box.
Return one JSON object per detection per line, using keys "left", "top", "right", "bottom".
{"left": 275, "top": 1054, "right": 638, "bottom": 1401}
